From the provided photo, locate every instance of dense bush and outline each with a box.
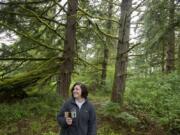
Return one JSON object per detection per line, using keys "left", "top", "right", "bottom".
{"left": 98, "top": 101, "right": 140, "bottom": 128}
{"left": 0, "top": 93, "right": 62, "bottom": 125}
{"left": 125, "top": 72, "right": 180, "bottom": 133}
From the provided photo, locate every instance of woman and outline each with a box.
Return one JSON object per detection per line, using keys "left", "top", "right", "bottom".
{"left": 57, "top": 82, "right": 97, "bottom": 135}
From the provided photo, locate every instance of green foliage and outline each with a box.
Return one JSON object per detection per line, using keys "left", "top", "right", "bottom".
{"left": 99, "top": 101, "right": 121, "bottom": 117}
{"left": 0, "top": 58, "right": 59, "bottom": 101}
{"left": 99, "top": 101, "right": 140, "bottom": 128}
{"left": 0, "top": 92, "right": 62, "bottom": 135}
{"left": 30, "top": 121, "right": 42, "bottom": 134}
{"left": 0, "top": 0, "right": 179, "bottom": 135}
{"left": 116, "top": 112, "right": 140, "bottom": 127}
{"left": 97, "top": 125, "right": 120, "bottom": 135}
{"left": 42, "top": 131, "right": 57, "bottom": 135}
{"left": 0, "top": 103, "right": 28, "bottom": 124}
{"left": 102, "top": 65, "right": 115, "bottom": 92}
{"left": 73, "top": 65, "right": 102, "bottom": 91}
{"left": 73, "top": 65, "right": 114, "bottom": 94}
{"left": 125, "top": 72, "right": 180, "bottom": 131}
{"left": 0, "top": 93, "right": 62, "bottom": 125}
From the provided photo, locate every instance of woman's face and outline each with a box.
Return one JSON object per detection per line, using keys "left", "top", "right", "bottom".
{"left": 73, "top": 85, "right": 82, "bottom": 99}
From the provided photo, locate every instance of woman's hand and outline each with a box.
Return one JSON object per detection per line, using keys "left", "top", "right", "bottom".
{"left": 65, "top": 117, "right": 72, "bottom": 125}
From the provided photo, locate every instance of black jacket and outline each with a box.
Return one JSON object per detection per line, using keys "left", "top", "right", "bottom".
{"left": 57, "top": 98, "right": 97, "bottom": 135}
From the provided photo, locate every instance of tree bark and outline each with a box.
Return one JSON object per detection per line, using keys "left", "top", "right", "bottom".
{"left": 57, "top": 0, "right": 78, "bottom": 99}
{"left": 162, "top": 41, "right": 166, "bottom": 72}
{"left": 165, "top": 0, "right": 175, "bottom": 73}
{"left": 178, "top": 42, "right": 180, "bottom": 74}
{"left": 111, "top": 0, "right": 132, "bottom": 104}
{"left": 101, "top": 1, "right": 113, "bottom": 85}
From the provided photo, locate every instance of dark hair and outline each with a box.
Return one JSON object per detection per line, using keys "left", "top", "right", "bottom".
{"left": 71, "top": 82, "right": 88, "bottom": 99}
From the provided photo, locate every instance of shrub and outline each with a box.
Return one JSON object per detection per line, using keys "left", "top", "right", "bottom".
{"left": 125, "top": 72, "right": 180, "bottom": 132}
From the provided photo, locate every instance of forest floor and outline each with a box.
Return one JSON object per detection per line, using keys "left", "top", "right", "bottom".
{"left": 91, "top": 95, "right": 167, "bottom": 135}
{"left": 0, "top": 92, "right": 171, "bottom": 135}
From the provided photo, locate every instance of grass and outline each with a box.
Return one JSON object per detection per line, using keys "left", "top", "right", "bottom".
{"left": 0, "top": 93, "right": 61, "bottom": 135}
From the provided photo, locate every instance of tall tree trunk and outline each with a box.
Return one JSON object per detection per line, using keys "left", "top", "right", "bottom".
{"left": 165, "top": 0, "right": 175, "bottom": 73}
{"left": 101, "top": 1, "right": 113, "bottom": 85}
{"left": 178, "top": 43, "right": 180, "bottom": 74}
{"left": 57, "top": 0, "right": 78, "bottom": 99}
{"left": 111, "top": 0, "right": 132, "bottom": 104}
{"left": 162, "top": 41, "right": 166, "bottom": 72}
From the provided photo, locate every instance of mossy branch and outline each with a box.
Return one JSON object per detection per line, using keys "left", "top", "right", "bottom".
{"left": 0, "top": 57, "right": 51, "bottom": 61}
{"left": 85, "top": 17, "right": 118, "bottom": 39}
{"left": 0, "top": 22, "right": 63, "bottom": 52}
{"left": 78, "top": 6, "right": 119, "bottom": 24}
{"left": 19, "top": 5, "right": 65, "bottom": 40}
{"left": 0, "top": 10, "right": 66, "bottom": 26}
{"left": 0, "top": 57, "right": 62, "bottom": 92}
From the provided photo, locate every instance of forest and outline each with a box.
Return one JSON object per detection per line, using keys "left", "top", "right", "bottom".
{"left": 0, "top": 0, "right": 180, "bottom": 135}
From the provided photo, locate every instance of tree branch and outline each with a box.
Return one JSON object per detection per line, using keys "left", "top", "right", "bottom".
{"left": 78, "top": 6, "right": 119, "bottom": 24}
{"left": 0, "top": 10, "right": 66, "bottom": 26}
{"left": 0, "top": 61, "right": 25, "bottom": 78}
{"left": 84, "top": 17, "right": 118, "bottom": 39}
{"left": 19, "top": 5, "right": 65, "bottom": 40}
{"left": 53, "top": 0, "right": 67, "bottom": 13}
{"left": 0, "top": 1, "right": 49, "bottom": 5}
{"left": 0, "top": 57, "right": 51, "bottom": 61}
{"left": 129, "top": 0, "right": 146, "bottom": 15}
{"left": 0, "top": 22, "right": 63, "bottom": 51}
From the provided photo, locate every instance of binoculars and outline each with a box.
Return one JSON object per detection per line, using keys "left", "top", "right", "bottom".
{"left": 64, "top": 111, "right": 76, "bottom": 118}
